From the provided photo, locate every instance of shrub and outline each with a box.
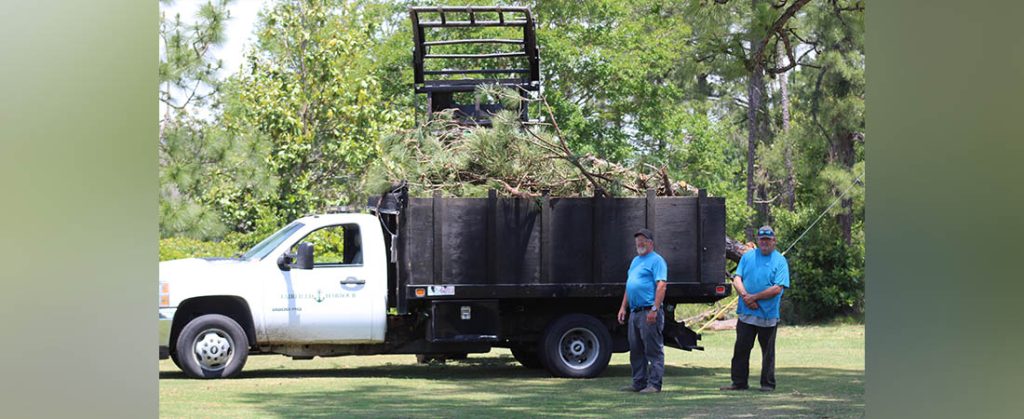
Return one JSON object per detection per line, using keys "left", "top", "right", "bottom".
{"left": 159, "top": 237, "right": 242, "bottom": 261}
{"left": 772, "top": 208, "right": 864, "bottom": 323}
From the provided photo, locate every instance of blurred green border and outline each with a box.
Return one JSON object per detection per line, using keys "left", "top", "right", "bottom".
{"left": 0, "top": 1, "right": 156, "bottom": 417}
{"left": 2, "top": 0, "right": 1023, "bottom": 417}
{"left": 867, "top": 0, "right": 1024, "bottom": 417}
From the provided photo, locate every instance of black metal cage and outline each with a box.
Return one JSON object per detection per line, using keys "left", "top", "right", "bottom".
{"left": 410, "top": 6, "right": 541, "bottom": 124}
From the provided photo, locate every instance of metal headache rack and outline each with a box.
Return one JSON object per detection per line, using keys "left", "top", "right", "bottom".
{"left": 410, "top": 6, "right": 541, "bottom": 125}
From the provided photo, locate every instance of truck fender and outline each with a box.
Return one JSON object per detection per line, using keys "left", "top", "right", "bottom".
{"left": 169, "top": 296, "right": 257, "bottom": 354}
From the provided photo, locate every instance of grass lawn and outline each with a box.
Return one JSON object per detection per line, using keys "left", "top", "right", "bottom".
{"left": 160, "top": 323, "right": 863, "bottom": 418}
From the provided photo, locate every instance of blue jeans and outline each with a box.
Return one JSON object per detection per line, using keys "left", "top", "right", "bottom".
{"left": 628, "top": 308, "right": 665, "bottom": 390}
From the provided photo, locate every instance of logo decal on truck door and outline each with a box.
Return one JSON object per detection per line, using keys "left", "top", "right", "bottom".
{"left": 280, "top": 291, "right": 357, "bottom": 302}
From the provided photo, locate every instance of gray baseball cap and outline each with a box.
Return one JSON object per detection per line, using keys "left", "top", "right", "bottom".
{"left": 634, "top": 228, "right": 654, "bottom": 241}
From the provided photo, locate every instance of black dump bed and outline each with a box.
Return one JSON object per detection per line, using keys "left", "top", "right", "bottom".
{"left": 371, "top": 189, "right": 729, "bottom": 313}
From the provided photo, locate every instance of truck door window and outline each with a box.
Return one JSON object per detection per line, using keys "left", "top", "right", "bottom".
{"left": 290, "top": 224, "right": 362, "bottom": 266}
{"left": 242, "top": 222, "right": 305, "bottom": 261}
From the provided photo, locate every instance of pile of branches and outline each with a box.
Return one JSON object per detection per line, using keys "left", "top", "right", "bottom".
{"left": 364, "top": 87, "right": 752, "bottom": 264}
{"left": 365, "top": 87, "right": 700, "bottom": 199}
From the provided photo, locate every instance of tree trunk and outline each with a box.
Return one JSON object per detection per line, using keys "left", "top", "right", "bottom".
{"left": 757, "top": 180, "right": 771, "bottom": 226}
{"left": 783, "top": 141, "right": 796, "bottom": 210}
{"left": 778, "top": 44, "right": 791, "bottom": 133}
{"left": 746, "top": 69, "right": 762, "bottom": 241}
{"left": 749, "top": 66, "right": 772, "bottom": 232}
{"left": 829, "top": 131, "right": 856, "bottom": 244}
{"left": 778, "top": 44, "right": 795, "bottom": 210}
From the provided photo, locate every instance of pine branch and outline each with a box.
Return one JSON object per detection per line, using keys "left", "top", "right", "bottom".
{"left": 750, "top": 0, "right": 812, "bottom": 72}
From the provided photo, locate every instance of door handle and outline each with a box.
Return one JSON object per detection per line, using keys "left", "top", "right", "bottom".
{"left": 340, "top": 277, "right": 366, "bottom": 285}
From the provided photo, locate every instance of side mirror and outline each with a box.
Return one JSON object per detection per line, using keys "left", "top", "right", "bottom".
{"left": 277, "top": 253, "right": 293, "bottom": 271}
{"left": 294, "top": 242, "right": 314, "bottom": 270}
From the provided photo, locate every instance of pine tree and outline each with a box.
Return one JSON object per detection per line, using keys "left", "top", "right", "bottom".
{"left": 158, "top": 0, "right": 235, "bottom": 239}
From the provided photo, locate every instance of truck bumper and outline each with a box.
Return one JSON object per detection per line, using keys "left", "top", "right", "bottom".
{"left": 158, "top": 307, "right": 176, "bottom": 359}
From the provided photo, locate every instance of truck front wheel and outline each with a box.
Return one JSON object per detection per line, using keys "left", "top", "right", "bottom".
{"left": 169, "top": 352, "right": 183, "bottom": 370}
{"left": 175, "top": 314, "right": 249, "bottom": 379}
{"left": 538, "top": 314, "right": 612, "bottom": 378}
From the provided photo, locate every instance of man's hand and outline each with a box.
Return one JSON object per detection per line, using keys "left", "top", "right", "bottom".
{"left": 646, "top": 309, "right": 657, "bottom": 324}
{"left": 617, "top": 307, "right": 627, "bottom": 325}
{"left": 742, "top": 293, "right": 760, "bottom": 309}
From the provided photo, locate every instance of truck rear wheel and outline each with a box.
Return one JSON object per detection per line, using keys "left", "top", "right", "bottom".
{"left": 538, "top": 314, "right": 612, "bottom": 378}
{"left": 510, "top": 346, "right": 543, "bottom": 369}
{"left": 175, "top": 314, "right": 249, "bottom": 379}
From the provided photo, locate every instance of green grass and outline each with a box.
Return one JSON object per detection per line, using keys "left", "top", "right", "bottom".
{"left": 160, "top": 324, "right": 863, "bottom": 418}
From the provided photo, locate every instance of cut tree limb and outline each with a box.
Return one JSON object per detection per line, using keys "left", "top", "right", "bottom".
{"left": 726, "top": 236, "right": 755, "bottom": 263}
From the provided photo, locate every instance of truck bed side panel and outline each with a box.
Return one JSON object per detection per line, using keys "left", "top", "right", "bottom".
{"left": 397, "top": 195, "right": 727, "bottom": 293}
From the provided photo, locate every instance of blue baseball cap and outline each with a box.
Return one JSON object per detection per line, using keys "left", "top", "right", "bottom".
{"left": 757, "top": 225, "right": 775, "bottom": 238}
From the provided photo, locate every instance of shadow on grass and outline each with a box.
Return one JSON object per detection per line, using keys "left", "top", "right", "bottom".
{"left": 163, "top": 355, "right": 864, "bottom": 417}
{"left": 160, "top": 355, "right": 541, "bottom": 380}
{"left": 159, "top": 356, "right": 718, "bottom": 381}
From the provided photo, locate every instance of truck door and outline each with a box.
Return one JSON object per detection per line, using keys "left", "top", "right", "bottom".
{"left": 263, "top": 223, "right": 375, "bottom": 343}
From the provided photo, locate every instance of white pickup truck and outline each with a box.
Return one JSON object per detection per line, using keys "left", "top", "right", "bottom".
{"left": 159, "top": 188, "right": 728, "bottom": 379}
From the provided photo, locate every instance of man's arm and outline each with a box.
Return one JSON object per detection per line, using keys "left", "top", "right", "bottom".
{"left": 653, "top": 280, "right": 667, "bottom": 308}
{"left": 747, "top": 257, "right": 788, "bottom": 302}
{"left": 646, "top": 280, "right": 668, "bottom": 324}
{"left": 749, "top": 285, "right": 783, "bottom": 301}
{"left": 733, "top": 275, "right": 749, "bottom": 296}
{"left": 733, "top": 276, "right": 760, "bottom": 309}
{"left": 617, "top": 289, "right": 629, "bottom": 324}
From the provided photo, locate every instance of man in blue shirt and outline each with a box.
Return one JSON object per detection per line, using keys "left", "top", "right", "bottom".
{"left": 617, "top": 228, "right": 669, "bottom": 394}
{"left": 720, "top": 225, "right": 790, "bottom": 392}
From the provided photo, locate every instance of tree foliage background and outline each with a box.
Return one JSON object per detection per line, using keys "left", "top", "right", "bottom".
{"left": 159, "top": 0, "right": 865, "bottom": 322}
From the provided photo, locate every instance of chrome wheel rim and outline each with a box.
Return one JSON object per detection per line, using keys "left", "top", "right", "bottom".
{"left": 558, "top": 327, "right": 599, "bottom": 370}
{"left": 191, "top": 328, "right": 234, "bottom": 371}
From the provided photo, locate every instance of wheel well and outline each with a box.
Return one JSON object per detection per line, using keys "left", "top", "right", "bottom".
{"left": 169, "top": 296, "right": 257, "bottom": 354}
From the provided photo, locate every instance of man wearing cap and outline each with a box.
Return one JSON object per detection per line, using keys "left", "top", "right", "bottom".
{"left": 617, "top": 228, "right": 669, "bottom": 394}
{"left": 720, "top": 225, "right": 791, "bottom": 392}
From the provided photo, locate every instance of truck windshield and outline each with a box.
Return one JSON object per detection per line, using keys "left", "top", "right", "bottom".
{"left": 241, "top": 222, "right": 305, "bottom": 261}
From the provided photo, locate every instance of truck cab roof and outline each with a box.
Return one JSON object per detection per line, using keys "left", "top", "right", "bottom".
{"left": 292, "top": 212, "right": 378, "bottom": 228}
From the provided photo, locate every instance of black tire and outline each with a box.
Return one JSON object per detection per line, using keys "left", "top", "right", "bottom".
{"left": 510, "top": 346, "right": 544, "bottom": 369}
{"left": 537, "top": 314, "right": 613, "bottom": 378}
{"left": 169, "top": 352, "right": 183, "bottom": 371}
{"left": 175, "top": 314, "right": 249, "bottom": 379}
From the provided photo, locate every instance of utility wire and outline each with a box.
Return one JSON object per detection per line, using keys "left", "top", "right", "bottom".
{"left": 695, "top": 170, "right": 864, "bottom": 333}
{"left": 781, "top": 171, "right": 864, "bottom": 256}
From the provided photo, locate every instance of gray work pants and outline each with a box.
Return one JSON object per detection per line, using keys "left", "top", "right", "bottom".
{"left": 628, "top": 308, "right": 665, "bottom": 390}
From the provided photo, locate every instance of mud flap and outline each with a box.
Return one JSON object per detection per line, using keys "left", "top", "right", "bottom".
{"left": 663, "top": 318, "right": 703, "bottom": 351}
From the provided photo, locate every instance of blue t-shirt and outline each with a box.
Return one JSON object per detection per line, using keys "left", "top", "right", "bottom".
{"left": 626, "top": 252, "right": 668, "bottom": 309}
{"left": 735, "top": 249, "right": 790, "bottom": 320}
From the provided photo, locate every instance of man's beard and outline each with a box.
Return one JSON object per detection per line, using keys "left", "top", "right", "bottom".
{"left": 636, "top": 246, "right": 646, "bottom": 255}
